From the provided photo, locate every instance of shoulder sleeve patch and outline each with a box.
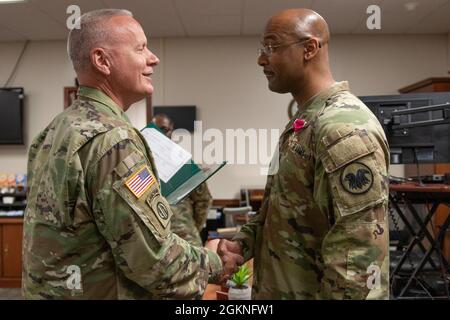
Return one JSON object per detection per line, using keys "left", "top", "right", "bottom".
{"left": 340, "top": 162, "right": 374, "bottom": 194}
{"left": 320, "top": 129, "right": 387, "bottom": 218}
{"left": 146, "top": 192, "right": 172, "bottom": 230}
{"left": 113, "top": 160, "right": 172, "bottom": 238}
{"left": 124, "top": 166, "right": 157, "bottom": 199}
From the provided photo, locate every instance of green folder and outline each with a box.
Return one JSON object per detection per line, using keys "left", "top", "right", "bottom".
{"left": 142, "top": 123, "right": 226, "bottom": 205}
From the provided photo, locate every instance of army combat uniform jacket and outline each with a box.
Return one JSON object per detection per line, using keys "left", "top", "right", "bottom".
{"left": 22, "top": 86, "right": 222, "bottom": 299}
{"left": 234, "top": 82, "right": 390, "bottom": 300}
{"left": 170, "top": 183, "right": 212, "bottom": 247}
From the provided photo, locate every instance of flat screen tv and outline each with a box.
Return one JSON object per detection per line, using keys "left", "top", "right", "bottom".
{"left": 0, "top": 87, "right": 24, "bottom": 145}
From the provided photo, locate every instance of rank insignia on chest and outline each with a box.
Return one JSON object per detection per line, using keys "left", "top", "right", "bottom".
{"left": 340, "top": 162, "right": 373, "bottom": 194}
{"left": 125, "top": 166, "right": 156, "bottom": 198}
{"left": 293, "top": 144, "right": 310, "bottom": 159}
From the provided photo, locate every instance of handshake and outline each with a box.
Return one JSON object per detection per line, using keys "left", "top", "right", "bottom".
{"left": 205, "top": 239, "right": 245, "bottom": 282}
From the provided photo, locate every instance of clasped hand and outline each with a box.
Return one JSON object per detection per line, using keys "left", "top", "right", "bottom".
{"left": 205, "top": 239, "right": 244, "bottom": 282}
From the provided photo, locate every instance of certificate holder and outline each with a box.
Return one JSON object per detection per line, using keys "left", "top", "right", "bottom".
{"left": 141, "top": 123, "right": 226, "bottom": 205}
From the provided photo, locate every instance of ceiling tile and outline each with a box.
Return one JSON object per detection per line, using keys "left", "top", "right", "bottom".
{"left": 29, "top": 0, "right": 106, "bottom": 25}
{"left": 352, "top": 0, "right": 449, "bottom": 34}
{"left": 0, "top": 0, "right": 449, "bottom": 41}
{"left": 0, "top": 23, "right": 27, "bottom": 41}
{"left": 312, "top": 0, "right": 384, "bottom": 34}
{"left": 0, "top": 1, "right": 66, "bottom": 40}
{"left": 105, "top": 0, "right": 186, "bottom": 37}
{"left": 242, "top": 0, "right": 313, "bottom": 35}
{"left": 406, "top": 0, "right": 450, "bottom": 33}
{"left": 183, "top": 15, "right": 242, "bottom": 36}
{"left": 243, "top": 0, "right": 313, "bottom": 16}
{"left": 173, "top": 0, "right": 242, "bottom": 16}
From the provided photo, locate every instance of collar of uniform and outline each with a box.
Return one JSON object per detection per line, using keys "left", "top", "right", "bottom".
{"left": 299, "top": 81, "right": 349, "bottom": 114}
{"left": 77, "top": 86, "right": 130, "bottom": 121}
{"left": 281, "top": 81, "right": 349, "bottom": 137}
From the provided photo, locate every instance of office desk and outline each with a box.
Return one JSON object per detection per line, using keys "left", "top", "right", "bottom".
{"left": 389, "top": 182, "right": 450, "bottom": 299}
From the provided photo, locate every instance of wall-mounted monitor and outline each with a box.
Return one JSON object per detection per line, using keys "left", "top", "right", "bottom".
{"left": 0, "top": 88, "right": 24, "bottom": 145}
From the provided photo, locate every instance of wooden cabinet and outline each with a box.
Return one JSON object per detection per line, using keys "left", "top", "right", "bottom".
{"left": 398, "top": 77, "right": 450, "bottom": 93}
{"left": 0, "top": 218, "right": 23, "bottom": 288}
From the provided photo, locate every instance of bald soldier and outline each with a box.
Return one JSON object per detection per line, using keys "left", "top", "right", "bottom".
{"left": 218, "top": 9, "right": 390, "bottom": 299}
{"left": 152, "top": 114, "right": 213, "bottom": 247}
{"left": 22, "top": 9, "right": 242, "bottom": 299}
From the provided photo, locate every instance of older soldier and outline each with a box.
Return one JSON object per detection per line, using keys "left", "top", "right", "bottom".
{"left": 152, "top": 114, "right": 213, "bottom": 247}
{"left": 22, "top": 9, "right": 241, "bottom": 300}
{"left": 218, "top": 8, "right": 390, "bottom": 299}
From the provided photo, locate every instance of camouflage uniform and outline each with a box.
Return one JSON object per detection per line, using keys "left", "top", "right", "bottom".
{"left": 234, "top": 82, "right": 390, "bottom": 300}
{"left": 22, "top": 86, "right": 222, "bottom": 299}
{"left": 170, "top": 183, "right": 212, "bottom": 247}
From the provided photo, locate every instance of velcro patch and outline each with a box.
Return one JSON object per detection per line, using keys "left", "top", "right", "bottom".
{"left": 321, "top": 129, "right": 377, "bottom": 173}
{"left": 340, "top": 162, "right": 374, "bottom": 194}
{"left": 114, "top": 151, "right": 144, "bottom": 178}
{"left": 147, "top": 193, "right": 172, "bottom": 229}
{"left": 125, "top": 166, "right": 156, "bottom": 199}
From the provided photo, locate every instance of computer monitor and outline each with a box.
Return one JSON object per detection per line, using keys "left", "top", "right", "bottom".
{"left": 359, "top": 92, "right": 450, "bottom": 164}
{"left": 0, "top": 87, "right": 24, "bottom": 145}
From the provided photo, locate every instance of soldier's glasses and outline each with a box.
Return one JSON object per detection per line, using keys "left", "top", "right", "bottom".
{"left": 258, "top": 38, "right": 321, "bottom": 57}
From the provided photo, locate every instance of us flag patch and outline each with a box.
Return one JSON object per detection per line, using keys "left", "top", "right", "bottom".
{"left": 125, "top": 166, "right": 156, "bottom": 198}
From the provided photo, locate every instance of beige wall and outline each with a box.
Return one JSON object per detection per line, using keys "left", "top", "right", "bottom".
{"left": 0, "top": 35, "right": 448, "bottom": 198}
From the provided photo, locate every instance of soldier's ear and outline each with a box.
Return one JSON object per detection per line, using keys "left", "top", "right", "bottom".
{"left": 303, "top": 38, "right": 320, "bottom": 61}
{"left": 90, "top": 47, "right": 111, "bottom": 76}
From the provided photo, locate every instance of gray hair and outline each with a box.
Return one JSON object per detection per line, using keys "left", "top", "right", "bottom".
{"left": 67, "top": 9, "right": 133, "bottom": 72}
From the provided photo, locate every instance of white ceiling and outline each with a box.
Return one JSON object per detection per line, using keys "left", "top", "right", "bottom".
{"left": 0, "top": 0, "right": 450, "bottom": 41}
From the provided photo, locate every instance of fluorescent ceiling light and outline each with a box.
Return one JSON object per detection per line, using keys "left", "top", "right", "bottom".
{"left": 404, "top": 1, "right": 420, "bottom": 11}
{"left": 0, "top": 0, "right": 27, "bottom": 3}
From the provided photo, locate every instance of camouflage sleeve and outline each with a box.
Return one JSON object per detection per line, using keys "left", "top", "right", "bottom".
{"left": 26, "top": 129, "right": 50, "bottom": 192}
{"left": 190, "top": 182, "right": 213, "bottom": 231}
{"left": 170, "top": 199, "right": 203, "bottom": 247}
{"left": 85, "top": 128, "right": 222, "bottom": 299}
{"left": 233, "top": 182, "right": 271, "bottom": 262}
{"left": 315, "top": 126, "right": 390, "bottom": 299}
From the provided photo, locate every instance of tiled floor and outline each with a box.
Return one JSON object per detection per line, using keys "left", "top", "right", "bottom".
{"left": 0, "top": 288, "right": 22, "bottom": 300}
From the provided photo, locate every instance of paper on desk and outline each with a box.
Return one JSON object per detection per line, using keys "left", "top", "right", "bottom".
{"left": 141, "top": 127, "right": 192, "bottom": 183}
